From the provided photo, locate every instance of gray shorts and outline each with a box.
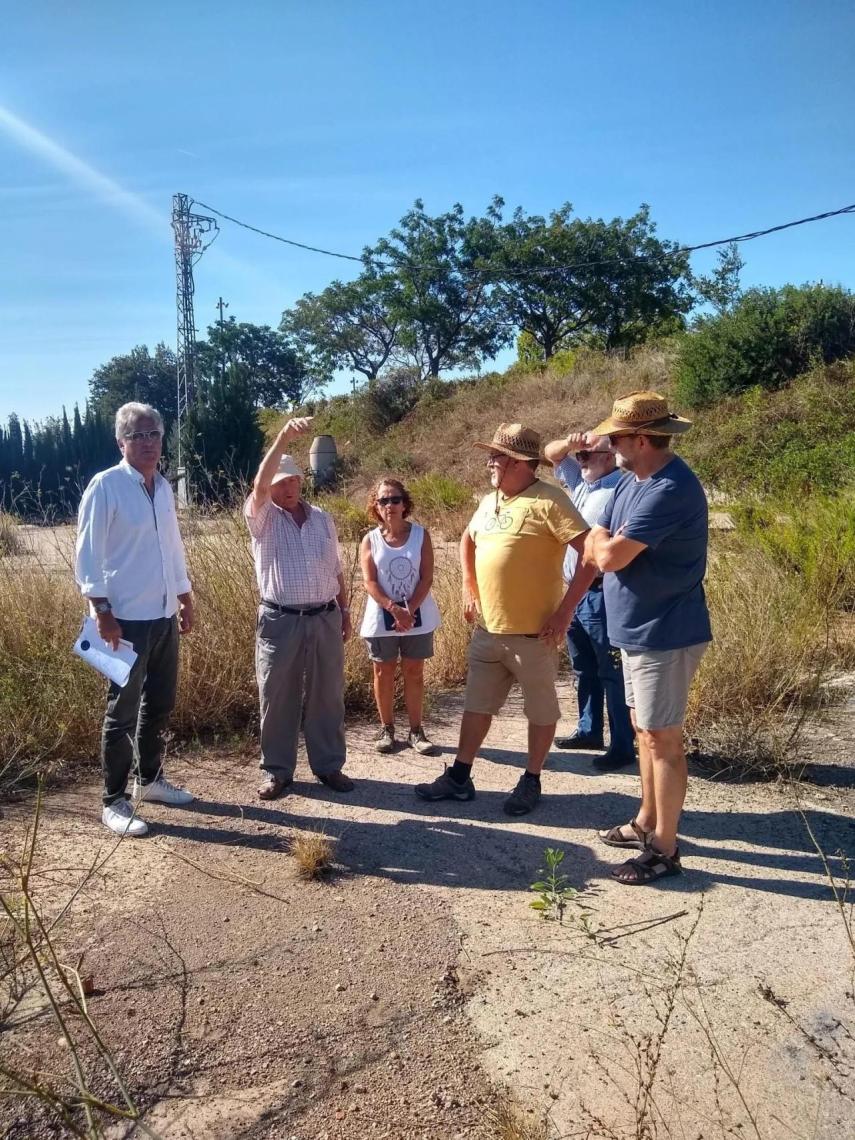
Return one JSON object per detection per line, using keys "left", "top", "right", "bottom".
{"left": 621, "top": 643, "right": 709, "bottom": 730}
{"left": 364, "top": 631, "right": 435, "bottom": 663}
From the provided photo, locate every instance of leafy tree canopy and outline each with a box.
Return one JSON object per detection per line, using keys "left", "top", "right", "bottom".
{"left": 195, "top": 318, "right": 310, "bottom": 409}
{"left": 89, "top": 343, "right": 177, "bottom": 427}
{"left": 367, "top": 197, "right": 510, "bottom": 378}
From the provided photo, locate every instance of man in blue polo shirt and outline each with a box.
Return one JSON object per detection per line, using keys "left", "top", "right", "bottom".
{"left": 585, "top": 391, "right": 711, "bottom": 887}
{"left": 544, "top": 431, "right": 634, "bottom": 769}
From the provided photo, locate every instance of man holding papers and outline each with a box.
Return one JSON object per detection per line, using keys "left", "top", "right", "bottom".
{"left": 75, "top": 402, "right": 195, "bottom": 837}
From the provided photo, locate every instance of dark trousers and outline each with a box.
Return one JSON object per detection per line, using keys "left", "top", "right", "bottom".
{"left": 566, "top": 588, "right": 634, "bottom": 756}
{"left": 102, "top": 616, "right": 179, "bottom": 805}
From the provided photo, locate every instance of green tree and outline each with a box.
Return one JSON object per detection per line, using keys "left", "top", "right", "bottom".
{"left": 89, "top": 343, "right": 177, "bottom": 426}
{"left": 195, "top": 318, "right": 310, "bottom": 409}
{"left": 282, "top": 271, "right": 400, "bottom": 385}
{"left": 368, "top": 197, "right": 508, "bottom": 378}
{"left": 493, "top": 204, "right": 693, "bottom": 360}
{"left": 675, "top": 283, "right": 855, "bottom": 406}
{"left": 693, "top": 243, "right": 744, "bottom": 315}
{"left": 181, "top": 368, "right": 264, "bottom": 501}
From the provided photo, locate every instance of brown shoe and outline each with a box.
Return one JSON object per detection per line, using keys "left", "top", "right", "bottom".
{"left": 319, "top": 770, "right": 355, "bottom": 793}
{"left": 257, "top": 774, "right": 292, "bottom": 800}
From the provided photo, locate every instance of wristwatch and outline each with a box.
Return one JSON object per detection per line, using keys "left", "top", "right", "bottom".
{"left": 93, "top": 601, "right": 112, "bottom": 615}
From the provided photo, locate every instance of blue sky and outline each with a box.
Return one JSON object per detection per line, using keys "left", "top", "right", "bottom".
{"left": 1, "top": 0, "right": 854, "bottom": 424}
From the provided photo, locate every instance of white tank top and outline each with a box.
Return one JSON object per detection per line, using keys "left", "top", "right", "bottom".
{"left": 359, "top": 523, "right": 442, "bottom": 638}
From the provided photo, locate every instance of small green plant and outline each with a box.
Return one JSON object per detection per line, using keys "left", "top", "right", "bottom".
{"left": 530, "top": 847, "right": 578, "bottom": 923}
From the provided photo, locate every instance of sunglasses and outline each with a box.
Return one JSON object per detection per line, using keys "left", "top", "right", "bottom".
{"left": 377, "top": 496, "right": 403, "bottom": 506}
{"left": 607, "top": 433, "right": 636, "bottom": 446}
{"left": 124, "top": 429, "right": 163, "bottom": 442}
{"left": 575, "top": 449, "right": 610, "bottom": 462}
{"left": 486, "top": 454, "right": 511, "bottom": 466}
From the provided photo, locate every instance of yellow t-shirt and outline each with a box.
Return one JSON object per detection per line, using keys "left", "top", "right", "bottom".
{"left": 468, "top": 479, "right": 587, "bottom": 635}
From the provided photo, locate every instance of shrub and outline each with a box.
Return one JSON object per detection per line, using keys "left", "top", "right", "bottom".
{"left": 674, "top": 284, "right": 855, "bottom": 406}
{"left": 409, "top": 472, "right": 471, "bottom": 513}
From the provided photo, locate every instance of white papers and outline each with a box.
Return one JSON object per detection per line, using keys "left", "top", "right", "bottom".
{"left": 73, "top": 617, "right": 137, "bottom": 688}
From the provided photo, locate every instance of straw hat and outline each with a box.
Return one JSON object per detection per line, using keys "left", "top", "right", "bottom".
{"left": 473, "top": 422, "right": 543, "bottom": 463}
{"left": 271, "top": 454, "right": 303, "bottom": 483}
{"left": 592, "top": 391, "right": 693, "bottom": 437}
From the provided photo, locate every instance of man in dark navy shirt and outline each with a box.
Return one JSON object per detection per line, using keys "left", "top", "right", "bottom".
{"left": 584, "top": 392, "right": 711, "bottom": 887}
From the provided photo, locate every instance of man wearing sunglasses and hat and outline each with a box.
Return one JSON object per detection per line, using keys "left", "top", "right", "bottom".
{"left": 245, "top": 417, "right": 354, "bottom": 800}
{"left": 544, "top": 430, "right": 635, "bottom": 771}
{"left": 583, "top": 392, "right": 711, "bottom": 887}
{"left": 415, "top": 423, "right": 594, "bottom": 816}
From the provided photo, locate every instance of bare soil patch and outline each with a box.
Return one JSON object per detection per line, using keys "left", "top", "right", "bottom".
{"left": 2, "top": 682, "right": 854, "bottom": 1139}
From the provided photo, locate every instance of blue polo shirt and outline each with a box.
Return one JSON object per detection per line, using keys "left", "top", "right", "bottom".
{"left": 597, "top": 456, "right": 712, "bottom": 651}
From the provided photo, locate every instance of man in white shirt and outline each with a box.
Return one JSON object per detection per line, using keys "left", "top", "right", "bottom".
{"left": 75, "top": 402, "right": 195, "bottom": 837}
{"left": 245, "top": 417, "right": 354, "bottom": 800}
{"left": 544, "top": 431, "right": 635, "bottom": 770}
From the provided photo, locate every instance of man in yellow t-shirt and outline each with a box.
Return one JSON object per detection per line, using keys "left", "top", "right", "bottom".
{"left": 416, "top": 423, "right": 595, "bottom": 816}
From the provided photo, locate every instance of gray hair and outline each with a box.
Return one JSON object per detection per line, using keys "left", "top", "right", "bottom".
{"left": 115, "top": 402, "right": 164, "bottom": 440}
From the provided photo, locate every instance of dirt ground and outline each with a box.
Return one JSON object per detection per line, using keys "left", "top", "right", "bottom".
{"left": 2, "top": 680, "right": 854, "bottom": 1139}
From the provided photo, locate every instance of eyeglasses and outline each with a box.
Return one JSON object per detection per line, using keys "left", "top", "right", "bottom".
{"left": 607, "top": 433, "right": 635, "bottom": 446}
{"left": 377, "top": 496, "right": 403, "bottom": 506}
{"left": 486, "top": 454, "right": 511, "bottom": 466}
{"left": 124, "top": 429, "right": 163, "bottom": 442}
{"left": 575, "top": 450, "right": 610, "bottom": 462}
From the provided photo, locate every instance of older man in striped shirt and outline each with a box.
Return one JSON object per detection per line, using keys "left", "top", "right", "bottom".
{"left": 245, "top": 417, "right": 354, "bottom": 799}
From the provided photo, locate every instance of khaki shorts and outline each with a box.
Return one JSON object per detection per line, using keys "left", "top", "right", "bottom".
{"left": 621, "top": 643, "right": 709, "bottom": 730}
{"left": 464, "top": 625, "right": 560, "bottom": 725}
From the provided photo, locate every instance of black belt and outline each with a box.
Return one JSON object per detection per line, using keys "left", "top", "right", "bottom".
{"left": 262, "top": 600, "right": 336, "bottom": 616}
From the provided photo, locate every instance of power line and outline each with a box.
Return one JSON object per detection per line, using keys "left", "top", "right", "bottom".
{"left": 191, "top": 199, "right": 363, "bottom": 262}
{"left": 189, "top": 197, "right": 855, "bottom": 278}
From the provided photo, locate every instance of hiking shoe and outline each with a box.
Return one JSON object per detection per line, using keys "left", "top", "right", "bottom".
{"left": 102, "top": 799, "right": 148, "bottom": 837}
{"left": 375, "top": 725, "right": 396, "bottom": 754}
{"left": 132, "top": 775, "right": 194, "bottom": 806}
{"left": 415, "top": 766, "right": 475, "bottom": 802}
{"left": 408, "top": 727, "right": 438, "bottom": 756}
{"left": 503, "top": 774, "right": 542, "bottom": 816}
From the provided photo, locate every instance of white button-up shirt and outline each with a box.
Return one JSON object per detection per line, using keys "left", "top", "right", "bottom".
{"left": 244, "top": 496, "right": 341, "bottom": 607}
{"left": 75, "top": 460, "right": 192, "bottom": 620}
{"left": 555, "top": 457, "right": 625, "bottom": 581}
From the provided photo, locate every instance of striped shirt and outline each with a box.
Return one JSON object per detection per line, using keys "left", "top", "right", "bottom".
{"left": 244, "top": 496, "right": 341, "bottom": 607}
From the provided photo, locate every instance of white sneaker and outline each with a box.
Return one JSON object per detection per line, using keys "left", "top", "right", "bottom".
{"left": 132, "top": 775, "right": 194, "bottom": 806}
{"left": 102, "top": 799, "right": 149, "bottom": 837}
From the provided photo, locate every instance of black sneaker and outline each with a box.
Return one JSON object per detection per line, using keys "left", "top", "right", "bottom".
{"left": 503, "top": 774, "right": 542, "bottom": 816}
{"left": 415, "top": 766, "right": 475, "bottom": 802}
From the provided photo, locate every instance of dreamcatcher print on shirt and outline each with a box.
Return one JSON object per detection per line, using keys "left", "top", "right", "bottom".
{"left": 383, "top": 554, "right": 419, "bottom": 600}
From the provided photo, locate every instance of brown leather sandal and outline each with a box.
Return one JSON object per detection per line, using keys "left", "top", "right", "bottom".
{"left": 597, "top": 818, "right": 650, "bottom": 850}
{"left": 611, "top": 846, "right": 682, "bottom": 886}
{"left": 257, "top": 774, "right": 292, "bottom": 800}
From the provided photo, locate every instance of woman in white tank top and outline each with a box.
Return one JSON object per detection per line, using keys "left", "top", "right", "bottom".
{"left": 359, "top": 478, "right": 441, "bottom": 756}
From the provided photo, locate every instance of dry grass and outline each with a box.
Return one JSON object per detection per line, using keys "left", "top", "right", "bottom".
{"left": 488, "top": 1094, "right": 551, "bottom": 1140}
{"left": 0, "top": 511, "right": 25, "bottom": 557}
{"left": 686, "top": 534, "right": 833, "bottom": 774}
{"left": 289, "top": 828, "right": 335, "bottom": 879}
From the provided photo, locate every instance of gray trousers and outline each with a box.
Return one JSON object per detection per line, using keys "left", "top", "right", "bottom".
{"left": 102, "top": 616, "right": 179, "bottom": 805}
{"left": 255, "top": 604, "right": 347, "bottom": 778}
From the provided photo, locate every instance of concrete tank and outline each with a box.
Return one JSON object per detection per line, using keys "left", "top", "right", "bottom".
{"left": 309, "top": 434, "right": 338, "bottom": 488}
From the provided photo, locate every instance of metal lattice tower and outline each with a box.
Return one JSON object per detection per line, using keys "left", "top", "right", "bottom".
{"left": 171, "top": 193, "right": 217, "bottom": 495}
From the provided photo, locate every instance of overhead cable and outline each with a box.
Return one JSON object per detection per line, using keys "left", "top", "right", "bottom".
{"left": 189, "top": 198, "right": 855, "bottom": 277}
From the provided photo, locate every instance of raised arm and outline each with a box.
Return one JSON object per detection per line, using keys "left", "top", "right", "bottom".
{"left": 544, "top": 430, "right": 588, "bottom": 467}
{"left": 249, "top": 416, "right": 313, "bottom": 513}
